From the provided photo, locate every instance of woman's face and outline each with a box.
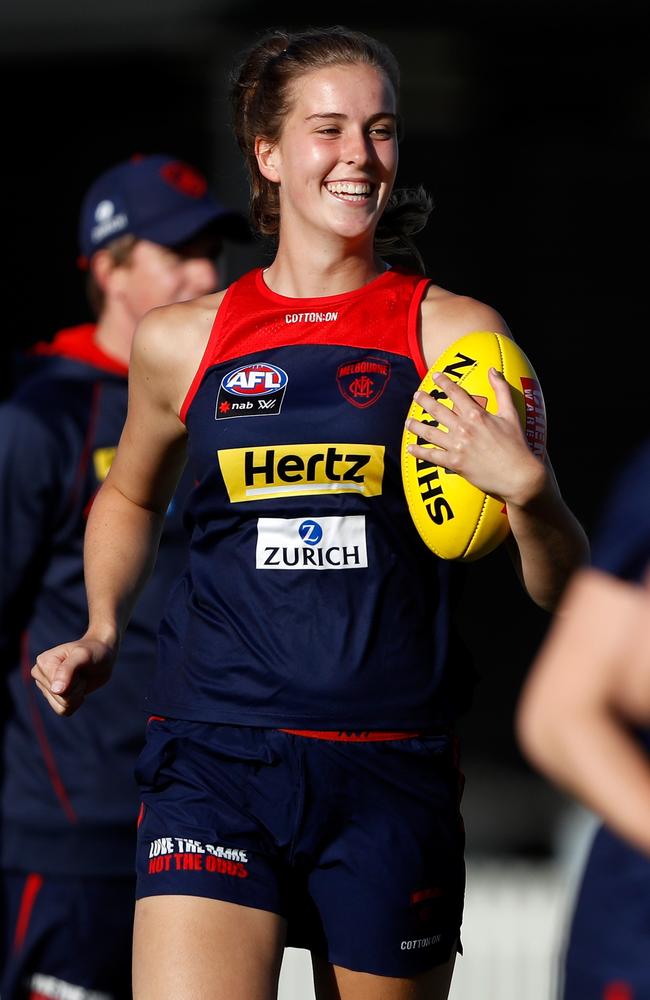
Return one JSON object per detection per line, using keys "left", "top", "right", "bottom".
{"left": 260, "top": 62, "right": 399, "bottom": 247}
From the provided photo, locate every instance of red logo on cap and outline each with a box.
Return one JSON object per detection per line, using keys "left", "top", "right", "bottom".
{"left": 160, "top": 161, "right": 207, "bottom": 199}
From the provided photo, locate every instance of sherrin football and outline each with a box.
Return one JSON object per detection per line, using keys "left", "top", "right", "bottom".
{"left": 401, "top": 330, "right": 547, "bottom": 561}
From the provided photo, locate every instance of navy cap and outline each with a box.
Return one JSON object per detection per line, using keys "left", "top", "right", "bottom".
{"left": 78, "top": 153, "right": 250, "bottom": 260}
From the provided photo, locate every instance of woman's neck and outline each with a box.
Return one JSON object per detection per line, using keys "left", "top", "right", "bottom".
{"left": 263, "top": 239, "right": 386, "bottom": 299}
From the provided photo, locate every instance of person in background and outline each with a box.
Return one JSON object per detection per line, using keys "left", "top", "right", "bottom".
{"left": 0, "top": 152, "right": 249, "bottom": 1000}
{"left": 517, "top": 437, "right": 650, "bottom": 1000}
{"left": 32, "top": 28, "right": 588, "bottom": 1000}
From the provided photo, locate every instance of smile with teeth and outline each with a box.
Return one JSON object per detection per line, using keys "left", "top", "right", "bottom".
{"left": 325, "top": 181, "right": 374, "bottom": 201}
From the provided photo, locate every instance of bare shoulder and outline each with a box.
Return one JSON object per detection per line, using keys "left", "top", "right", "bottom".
{"left": 420, "top": 283, "right": 513, "bottom": 368}
{"left": 130, "top": 289, "right": 228, "bottom": 414}
{"left": 131, "top": 289, "right": 227, "bottom": 371}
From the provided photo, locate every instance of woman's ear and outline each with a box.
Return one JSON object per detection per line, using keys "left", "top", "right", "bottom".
{"left": 255, "top": 137, "right": 281, "bottom": 183}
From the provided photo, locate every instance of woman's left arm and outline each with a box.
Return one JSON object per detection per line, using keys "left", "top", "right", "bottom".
{"left": 414, "top": 292, "right": 590, "bottom": 610}
{"left": 500, "top": 434, "right": 590, "bottom": 611}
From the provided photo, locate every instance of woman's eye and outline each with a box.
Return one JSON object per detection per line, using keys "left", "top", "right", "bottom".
{"left": 370, "top": 126, "right": 394, "bottom": 139}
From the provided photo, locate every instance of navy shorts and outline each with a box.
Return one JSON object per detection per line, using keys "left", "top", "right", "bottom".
{"left": 1, "top": 870, "right": 134, "bottom": 999}
{"left": 134, "top": 719, "right": 466, "bottom": 978}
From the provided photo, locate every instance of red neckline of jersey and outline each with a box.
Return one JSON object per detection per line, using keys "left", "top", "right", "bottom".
{"left": 254, "top": 266, "right": 394, "bottom": 306}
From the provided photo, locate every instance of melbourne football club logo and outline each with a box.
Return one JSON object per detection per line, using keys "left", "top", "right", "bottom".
{"left": 216, "top": 362, "right": 288, "bottom": 419}
{"left": 336, "top": 356, "right": 391, "bottom": 409}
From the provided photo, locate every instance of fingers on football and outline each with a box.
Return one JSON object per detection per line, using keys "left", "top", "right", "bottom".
{"left": 427, "top": 372, "right": 481, "bottom": 414}
{"left": 487, "top": 367, "right": 517, "bottom": 417}
{"left": 407, "top": 441, "right": 455, "bottom": 469}
{"left": 407, "top": 418, "right": 449, "bottom": 451}
{"left": 413, "top": 389, "right": 457, "bottom": 421}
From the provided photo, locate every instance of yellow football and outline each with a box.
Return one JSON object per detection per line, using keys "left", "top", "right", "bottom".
{"left": 401, "top": 330, "right": 546, "bottom": 561}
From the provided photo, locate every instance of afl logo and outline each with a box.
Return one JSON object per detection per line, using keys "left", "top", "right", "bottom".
{"left": 216, "top": 363, "right": 288, "bottom": 419}
{"left": 222, "top": 364, "right": 287, "bottom": 396}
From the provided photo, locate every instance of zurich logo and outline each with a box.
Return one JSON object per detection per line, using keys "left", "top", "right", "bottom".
{"left": 222, "top": 363, "right": 288, "bottom": 397}
{"left": 299, "top": 520, "right": 323, "bottom": 545}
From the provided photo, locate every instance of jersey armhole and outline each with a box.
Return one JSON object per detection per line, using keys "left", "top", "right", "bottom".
{"left": 407, "top": 277, "right": 432, "bottom": 380}
{"left": 179, "top": 283, "right": 237, "bottom": 425}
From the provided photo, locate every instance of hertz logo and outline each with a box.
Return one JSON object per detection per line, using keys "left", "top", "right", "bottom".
{"left": 218, "top": 443, "right": 385, "bottom": 503}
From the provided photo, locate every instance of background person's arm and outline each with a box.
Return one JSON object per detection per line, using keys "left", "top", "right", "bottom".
{"left": 516, "top": 567, "right": 650, "bottom": 856}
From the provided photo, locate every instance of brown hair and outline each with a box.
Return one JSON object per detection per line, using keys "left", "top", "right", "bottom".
{"left": 85, "top": 234, "right": 139, "bottom": 317}
{"left": 229, "top": 25, "right": 432, "bottom": 272}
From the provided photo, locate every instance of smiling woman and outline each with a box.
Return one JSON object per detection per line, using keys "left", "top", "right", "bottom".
{"left": 252, "top": 62, "right": 398, "bottom": 249}
{"left": 230, "top": 27, "right": 431, "bottom": 273}
{"left": 30, "top": 25, "right": 588, "bottom": 1000}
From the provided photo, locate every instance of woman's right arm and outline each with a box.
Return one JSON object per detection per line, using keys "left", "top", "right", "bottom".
{"left": 31, "top": 303, "right": 194, "bottom": 716}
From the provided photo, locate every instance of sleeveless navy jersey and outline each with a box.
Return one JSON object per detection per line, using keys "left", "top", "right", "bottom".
{"left": 146, "top": 267, "right": 461, "bottom": 730}
{"left": 0, "top": 325, "right": 191, "bottom": 875}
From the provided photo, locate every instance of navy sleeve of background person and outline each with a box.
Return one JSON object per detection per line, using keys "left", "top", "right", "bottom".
{"left": 1, "top": 326, "right": 191, "bottom": 877}
{"left": 590, "top": 438, "right": 650, "bottom": 584}
{"left": 0, "top": 402, "right": 66, "bottom": 660}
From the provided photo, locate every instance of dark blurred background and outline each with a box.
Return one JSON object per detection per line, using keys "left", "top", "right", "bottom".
{"left": 2, "top": 0, "right": 647, "bottom": 856}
